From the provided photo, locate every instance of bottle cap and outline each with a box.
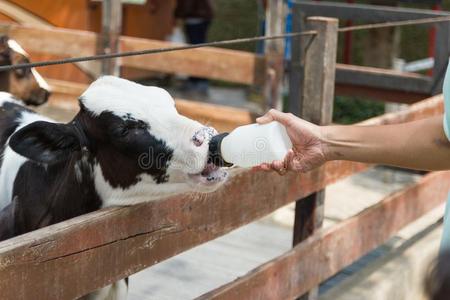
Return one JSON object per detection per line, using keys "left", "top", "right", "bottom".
{"left": 208, "top": 133, "right": 233, "bottom": 167}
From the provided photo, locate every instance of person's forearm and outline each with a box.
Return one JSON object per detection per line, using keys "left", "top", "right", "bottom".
{"left": 322, "top": 115, "right": 450, "bottom": 171}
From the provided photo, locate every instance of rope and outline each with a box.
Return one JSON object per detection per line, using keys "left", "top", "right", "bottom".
{"left": 1, "top": 15, "right": 450, "bottom": 72}
{"left": 338, "top": 15, "right": 450, "bottom": 32}
{"left": 0, "top": 30, "right": 317, "bottom": 72}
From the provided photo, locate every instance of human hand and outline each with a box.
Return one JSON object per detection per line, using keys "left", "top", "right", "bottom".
{"left": 253, "top": 109, "right": 327, "bottom": 175}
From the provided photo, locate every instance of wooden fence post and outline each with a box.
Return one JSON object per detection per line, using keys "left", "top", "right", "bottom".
{"left": 101, "top": 0, "right": 122, "bottom": 76}
{"left": 264, "top": 0, "right": 286, "bottom": 110}
{"left": 290, "top": 16, "right": 338, "bottom": 300}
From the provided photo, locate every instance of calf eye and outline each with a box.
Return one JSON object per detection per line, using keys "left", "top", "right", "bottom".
{"left": 113, "top": 122, "right": 147, "bottom": 138}
{"left": 119, "top": 127, "right": 129, "bottom": 137}
{"left": 14, "top": 67, "right": 30, "bottom": 78}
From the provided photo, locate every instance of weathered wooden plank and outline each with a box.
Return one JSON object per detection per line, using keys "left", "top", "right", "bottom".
{"left": 300, "top": 18, "right": 338, "bottom": 124}
{"left": 360, "top": 94, "right": 444, "bottom": 125}
{"left": 120, "top": 36, "right": 264, "bottom": 85}
{"left": 197, "top": 171, "right": 450, "bottom": 300}
{"left": 336, "top": 64, "right": 432, "bottom": 95}
{"left": 0, "top": 22, "right": 262, "bottom": 85}
{"left": 263, "top": 0, "right": 285, "bottom": 110}
{"left": 100, "top": 0, "right": 122, "bottom": 76}
{"left": 287, "top": 4, "right": 306, "bottom": 115}
{"left": 0, "top": 22, "right": 97, "bottom": 58}
{"left": 335, "top": 83, "right": 429, "bottom": 104}
{"left": 294, "top": 0, "right": 450, "bottom": 24}
{"left": 293, "top": 16, "right": 338, "bottom": 300}
{"left": 0, "top": 93, "right": 442, "bottom": 299}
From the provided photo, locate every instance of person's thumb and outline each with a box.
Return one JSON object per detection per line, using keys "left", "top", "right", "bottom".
{"left": 256, "top": 109, "right": 292, "bottom": 126}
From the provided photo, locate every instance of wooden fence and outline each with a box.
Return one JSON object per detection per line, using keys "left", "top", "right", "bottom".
{"left": 295, "top": 0, "right": 450, "bottom": 102}
{"left": 0, "top": 14, "right": 448, "bottom": 300}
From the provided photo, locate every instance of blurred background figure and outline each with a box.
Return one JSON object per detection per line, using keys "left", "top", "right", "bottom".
{"left": 175, "top": 0, "right": 214, "bottom": 97}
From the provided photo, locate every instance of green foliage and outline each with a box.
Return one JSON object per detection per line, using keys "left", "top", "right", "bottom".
{"left": 208, "top": 0, "right": 259, "bottom": 52}
{"left": 333, "top": 96, "right": 385, "bottom": 124}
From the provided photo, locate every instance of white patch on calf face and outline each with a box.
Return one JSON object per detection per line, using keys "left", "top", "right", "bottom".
{"left": 7, "top": 39, "right": 28, "bottom": 56}
{"left": 81, "top": 76, "right": 176, "bottom": 117}
{"left": 30, "top": 68, "right": 50, "bottom": 91}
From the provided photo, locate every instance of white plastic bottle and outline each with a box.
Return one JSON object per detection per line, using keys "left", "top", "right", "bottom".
{"left": 208, "top": 121, "right": 293, "bottom": 168}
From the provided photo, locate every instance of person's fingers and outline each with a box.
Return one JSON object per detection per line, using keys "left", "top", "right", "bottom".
{"left": 255, "top": 113, "right": 274, "bottom": 124}
{"left": 284, "top": 149, "right": 295, "bottom": 171}
{"left": 269, "top": 160, "right": 287, "bottom": 175}
{"left": 253, "top": 163, "right": 271, "bottom": 172}
{"left": 256, "top": 109, "right": 293, "bottom": 126}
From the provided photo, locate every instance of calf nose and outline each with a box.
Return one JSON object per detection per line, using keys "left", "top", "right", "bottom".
{"left": 192, "top": 126, "right": 218, "bottom": 147}
{"left": 40, "top": 88, "right": 50, "bottom": 103}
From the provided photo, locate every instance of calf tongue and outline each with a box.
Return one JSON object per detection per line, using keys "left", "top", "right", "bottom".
{"left": 201, "top": 163, "right": 218, "bottom": 176}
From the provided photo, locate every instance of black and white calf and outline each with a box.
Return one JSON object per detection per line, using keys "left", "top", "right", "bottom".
{"left": 0, "top": 76, "right": 228, "bottom": 299}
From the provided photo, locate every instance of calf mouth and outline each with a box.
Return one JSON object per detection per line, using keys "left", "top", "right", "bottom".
{"left": 188, "top": 162, "right": 228, "bottom": 186}
{"left": 24, "top": 89, "right": 50, "bottom": 106}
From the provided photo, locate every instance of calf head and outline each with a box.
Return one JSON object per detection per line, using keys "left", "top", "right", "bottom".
{"left": 9, "top": 76, "right": 227, "bottom": 206}
{"left": 0, "top": 36, "right": 50, "bottom": 105}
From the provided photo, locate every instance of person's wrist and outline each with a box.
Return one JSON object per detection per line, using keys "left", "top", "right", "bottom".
{"left": 319, "top": 125, "right": 338, "bottom": 161}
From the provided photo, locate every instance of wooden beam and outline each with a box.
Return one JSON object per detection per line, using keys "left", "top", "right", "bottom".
{"left": 0, "top": 93, "right": 443, "bottom": 299}
{"left": 336, "top": 63, "right": 432, "bottom": 95}
{"left": 293, "top": 16, "right": 338, "bottom": 300}
{"left": 360, "top": 94, "right": 444, "bottom": 125}
{"left": 287, "top": 3, "right": 306, "bottom": 115}
{"left": 100, "top": 0, "right": 122, "bottom": 76}
{"left": 0, "top": 22, "right": 97, "bottom": 58}
{"left": 0, "top": 22, "right": 263, "bottom": 85}
{"left": 197, "top": 171, "right": 450, "bottom": 300}
{"left": 294, "top": 0, "right": 450, "bottom": 24}
{"left": 335, "top": 83, "right": 429, "bottom": 103}
{"left": 120, "top": 36, "right": 265, "bottom": 85}
{"left": 263, "top": 0, "right": 286, "bottom": 110}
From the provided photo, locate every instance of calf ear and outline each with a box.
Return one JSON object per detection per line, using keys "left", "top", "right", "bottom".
{"left": 9, "top": 121, "right": 80, "bottom": 164}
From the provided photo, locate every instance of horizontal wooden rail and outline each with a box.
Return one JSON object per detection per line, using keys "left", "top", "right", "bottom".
{"left": 295, "top": 0, "right": 450, "bottom": 24}
{"left": 0, "top": 22, "right": 263, "bottom": 85}
{"left": 336, "top": 64, "right": 432, "bottom": 103}
{"left": 120, "top": 36, "right": 265, "bottom": 85}
{"left": 198, "top": 171, "right": 450, "bottom": 300}
{"left": 0, "top": 94, "right": 444, "bottom": 299}
{"left": 360, "top": 94, "right": 444, "bottom": 125}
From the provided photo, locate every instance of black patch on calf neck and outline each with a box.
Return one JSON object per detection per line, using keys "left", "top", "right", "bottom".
{"left": 2, "top": 152, "right": 101, "bottom": 239}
